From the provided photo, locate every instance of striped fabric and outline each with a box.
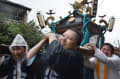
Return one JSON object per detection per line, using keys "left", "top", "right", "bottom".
{"left": 96, "top": 60, "right": 108, "bottom": 79}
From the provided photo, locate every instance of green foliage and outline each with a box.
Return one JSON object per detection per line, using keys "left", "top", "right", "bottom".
{"left": 0, "top": 14, "right": 10, "bottom": 43}
{"left": 0, "top": 15, "right": 43, "bottom": 48}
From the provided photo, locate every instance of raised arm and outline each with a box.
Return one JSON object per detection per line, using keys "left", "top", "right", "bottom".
{"left": 47, "top": 33, "right": 57, "bottom": 44}
{"left": 26, "top": 37, "right": 47, "bottom": 62}
{"left": 95, "top": 49, "right": 120, "bottom": 65}
{"left": 26, "top": 33, "right": 57, "bottom": 62}
{"left": 80, "top": 43, "right": 96, "bottom": 56}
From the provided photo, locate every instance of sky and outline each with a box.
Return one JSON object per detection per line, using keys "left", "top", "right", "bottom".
{"left": 9, "top": 0, "right": 120, "bottom": 46}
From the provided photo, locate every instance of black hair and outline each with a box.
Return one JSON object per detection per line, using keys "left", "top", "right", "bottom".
{"left": 101, "top": 43, "right": 114, "bottom": 54}
{"left": 68, "top": 28, "right": 83, "bottom": 46}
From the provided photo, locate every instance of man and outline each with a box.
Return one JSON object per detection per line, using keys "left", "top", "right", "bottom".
{"left": 84, "top": 43, "right": 120, "bottom": 79}
{"left": 23, "top": 29, "right": 84, "bottom": 79}
{"left": 0, "top": 34, "right": 28, "bottom": 79}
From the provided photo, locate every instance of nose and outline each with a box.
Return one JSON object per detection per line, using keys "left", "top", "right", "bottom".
{"left": 62, "top": 36, "right": 67, "bottom": 41}
{"left": 14, "top": 50, "right": 17, "bottom": 55}
{"left": 13, "top": 50, "right": 20, "bottom": 55}
{"left": 103, "top": 50, "right": 108, "bottom": 54}
{"left": 59, "top": 36, "right": 67, "bottom": 44}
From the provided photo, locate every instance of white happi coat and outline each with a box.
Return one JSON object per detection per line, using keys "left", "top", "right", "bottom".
{"left": 89, "top": 49, "right": 120, "bottom": 79}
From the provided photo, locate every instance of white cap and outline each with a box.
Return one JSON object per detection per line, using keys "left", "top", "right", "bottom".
{"left": 9, "top": 34, "right": 28, "bottom": 53}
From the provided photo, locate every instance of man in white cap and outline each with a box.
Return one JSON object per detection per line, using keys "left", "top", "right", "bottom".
{"left": 0, "top": 34, "right": 28, "bottom": 79}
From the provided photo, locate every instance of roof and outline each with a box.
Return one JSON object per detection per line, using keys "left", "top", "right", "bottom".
{"left": 55, "top": 10, "right": 83, "bottom": 33}
{"left": 0, "top": 0, "right": 31, "bottom": 11}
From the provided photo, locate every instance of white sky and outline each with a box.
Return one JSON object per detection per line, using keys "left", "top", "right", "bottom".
{"left": 9, "top": 0, "right": 120, "bottom": 46}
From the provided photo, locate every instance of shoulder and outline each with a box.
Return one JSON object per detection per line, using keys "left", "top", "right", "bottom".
{"left": 111, "top": 54, "right": 120, "bottom": 59}
{"left": 48, "top": 40, "right": 59, "bottom": 47}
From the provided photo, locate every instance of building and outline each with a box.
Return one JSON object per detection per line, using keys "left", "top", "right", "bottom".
{"left": 0, "top": 0, "right": 31, "bottom": 23}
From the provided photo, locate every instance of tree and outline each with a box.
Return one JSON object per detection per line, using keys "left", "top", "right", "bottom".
{"left": 0, "top": 14, "right": 43, "bottom": 48}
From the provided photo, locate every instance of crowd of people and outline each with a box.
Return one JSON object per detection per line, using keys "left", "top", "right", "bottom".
{"left": 0, "top": 28, "right": 120, "bottom": 79}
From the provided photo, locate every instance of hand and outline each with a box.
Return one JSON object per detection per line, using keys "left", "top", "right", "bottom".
{"left": 42, "top": 34, "right": 49, "bottom": 41}
{"left": 44, "top": 33, "right": 57, "bottom": 44}
{"left": 84, "top": 43, "right": 97, "bottom": 51}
